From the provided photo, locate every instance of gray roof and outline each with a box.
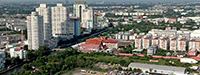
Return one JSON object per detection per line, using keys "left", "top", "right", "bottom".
{"left": 128, "top": 63, "right": 186, "bottom": 72}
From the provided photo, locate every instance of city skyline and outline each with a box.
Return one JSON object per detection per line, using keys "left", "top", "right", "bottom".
{"left": 0, "top": 0, "right": 200, "bottom": 3}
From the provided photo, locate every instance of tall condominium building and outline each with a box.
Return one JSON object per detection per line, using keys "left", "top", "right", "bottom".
{"left": 51, "top": 3, "right": 68, "bottom": 38}
{"left": 27, "top": 12, "right": 44, "bottom": 50}
{"left": 68, "top": 17, "right": 81, "bottom": 36}
{"left": 73, "top": 2, "right": 88, "bottom": 21}
{"left": 82, "top": 8, "right": 93, "bottom": 30}
{"left": 36, "top": 4, "right": 52, "bottom": 40}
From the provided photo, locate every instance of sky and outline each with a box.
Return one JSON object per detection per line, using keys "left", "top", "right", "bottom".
{"left": 0, "top": 0, "right": 200, "bottom": 2}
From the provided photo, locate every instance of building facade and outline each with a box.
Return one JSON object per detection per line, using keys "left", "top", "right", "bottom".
{"left": 68, "top": 17, "right": 81, "bottom": 36}
{"left": 10, "top": 48, "right": 26, "bottom": 59}
{"left": 27, "top": 12, "right": 44, "bottom": 50}
{"left": 102, "top": 40, "right": 118, "bottom": 49}
{"left": 82, "top": 8, "right": 93, "bottom": 31}
{"left": 152, "top": 37, "right": 160, "bottom": 46}
{"left": 51, "top": 3, "right": 69, "bottom": 38}
{"left": 73, "top": 2, "right": 88, "bottom": 21}
{"left": 159, "top": 37, "right": 169, "bottom": 50}
{"left": 135, "top": 36, "right": 143, "bottom": 49}
{"left": 143, "top": 36, "right": 152, "bottom": 49}
{"left": 170, "top": 37, "right": 178, "bottom": 51}
{"left": 178, "top": 38, "right": 188, "bottom": 51}
{"left": 36, "top": 4, "right": 52, "bottom": 40}
{"left": 0, "top": 52, "right": 5, "bottom": 69}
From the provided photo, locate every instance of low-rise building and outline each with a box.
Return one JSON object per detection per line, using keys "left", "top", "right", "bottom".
{"left": 10, "top": 47, "right": 26, "bottom": 59}
{"left": 147, "top": 45, "right": 158, "bottom": 55}
{"left": 128, "top": 63, "right": 188, "bottom": 75}
{"left": 102, "top": 39, "right": 118, "bottom": 49}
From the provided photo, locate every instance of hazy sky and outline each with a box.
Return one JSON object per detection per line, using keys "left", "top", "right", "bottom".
{"left": 0, "top": 0, "right": 200, "bottom": 2}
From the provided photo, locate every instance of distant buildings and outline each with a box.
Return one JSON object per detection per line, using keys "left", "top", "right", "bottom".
{"left": 27, "top": 12, "right": 44, "bottom": 50}
{"left": 51, "top": 3, "right": 69, "bottom": 38}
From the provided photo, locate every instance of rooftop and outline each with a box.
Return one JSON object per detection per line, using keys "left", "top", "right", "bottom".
{"left": 128, "top": 63, "right": 186, "bottom": 73}
{"left": 180, "top": 38, "right": 187, "bottom": 41}
{"left": 102, "top": 40, "right": 118, "bottom": 43}
{"left": 74, "top": 2, "right": 87, "bottom": 4}
{"left": 80, "top": 44, "right": 100, "bottom": 48}
{"left": 132, "top": 49, "right": 143, "bottom": 52}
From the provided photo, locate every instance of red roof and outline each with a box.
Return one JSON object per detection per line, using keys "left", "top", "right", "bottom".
{"left": 169, "top": 18, "right": 177, "bottom": 19}
{"left": 144, "top": 36, "right": 152, "bottom": 39}
{"left": 161, "top": 37, "right": 169, "bottom": 40}
{"left": 180, "top": 38, "right": 187, "bottom": 41}
{"left": 171, "top": 37, "right": 177, "bottom": 40}
{"left": 55, "top": 62, "right": 59, "bottom": 64}
{"left": 86, "top": 38, "right": 102, "bottom": 45}
{"left": 80, "top": 44, "right": 100, "bottom": 48}
{"left": 190, "top": 39, "right": 196, "bottom": 42}
{"left": 102, "top": 45, "right": 108, "bottom": 50}
{"left": 102, "top": 40, "right": 118, "bottom": 43}
{"left": 16, "top": 48, "right": 22, "bottom": 51}
{"left": 153, "top": 37, "right": 160, "bottom": 40}
{"left": 119, "top": 53, "right": 133, "bottom": 56}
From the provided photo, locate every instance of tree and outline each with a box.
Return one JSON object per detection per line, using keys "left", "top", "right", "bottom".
{"left": 120, "top": 60, "right": 126, "bottom": 66}
{"left": 35, "top": 46, "right": 49, "bottom": 56}
{"left": 23, "top": 63, "right": 31, "bottom": 70}
{"left": 24, "top": 45, "right": 28, "bottom": 50}
{"left": 26, "top": 50, "right": 35, "bottom": 60}
{"left": 5, "top": 51, "right": 9, "bottom": 58}
{"left": 118, "top": 66, "right": 123, "bottom": 70}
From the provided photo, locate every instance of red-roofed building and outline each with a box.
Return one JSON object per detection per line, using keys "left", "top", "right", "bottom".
{"left": 79, "top": 38, "right": 104, "bottom": 53}
{"left": 178, "top": 38, "right": 188, "bottom": 51}
{"left": 55, "top": 62, "right": 60, "bottom": 64}
{"left": 102, "top": 39, "right": 118, "bottom": 49}
{"left": 79, "top": 43, "right": 102, "bottom": 53}
{"left": 168, "top": 18, "right": 177, "bottom": 23}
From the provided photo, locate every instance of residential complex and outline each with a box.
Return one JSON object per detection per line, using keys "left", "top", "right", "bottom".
{"left": 27, "top": 12, "right": 44, "bottom": 50}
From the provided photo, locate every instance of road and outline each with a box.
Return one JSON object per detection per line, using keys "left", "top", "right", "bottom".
{"left": 1, "top": 28, "right": 110, "bottom": 75}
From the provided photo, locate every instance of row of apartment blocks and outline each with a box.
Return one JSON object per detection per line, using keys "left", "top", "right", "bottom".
{"left": 135, "top": 35, "right": 188, "bottom": 51}
{"left": 114, "top": 28, "right": 200, "bottom": 51}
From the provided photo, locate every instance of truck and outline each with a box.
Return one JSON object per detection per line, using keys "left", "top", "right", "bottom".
{"left": 180, "top": 58, "right": 198, "bottom": 64}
